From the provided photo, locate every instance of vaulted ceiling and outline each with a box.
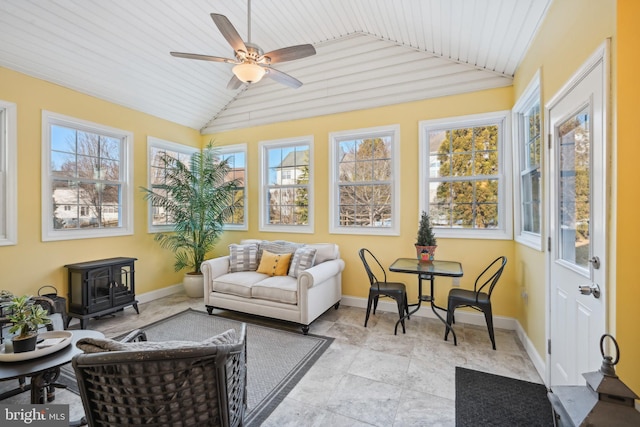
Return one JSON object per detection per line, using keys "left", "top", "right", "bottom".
{"left": 0, "top": 0, "right": 551, "bottom": 133}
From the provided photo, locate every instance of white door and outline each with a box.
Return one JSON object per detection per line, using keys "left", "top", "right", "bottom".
{"left": 547, "top": 43, "right": 608, "bottom": 386}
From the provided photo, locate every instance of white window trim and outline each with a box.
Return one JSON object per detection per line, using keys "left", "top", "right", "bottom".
{"left": 146, "top": 137, "right": 198, "bottom": 233}
{"left": 329, "top": 124, "right": 401, "bottom": 236}
{"left": 259, "top": 135, "right": 314, "bottom": 234}
{"left": 41, "top": 110, "right": 134, "bottom": 241}
{"left": 419, "top": 111, "right": 513, "bottom": 240}
{"left": 0, "top": 100, "right": 17, "bottom": 246}
{"left": 513, "top": 70, "right": 544, "bottom": 250}
{"left": 219, "top": 143, "right": 248, "bottom": 231}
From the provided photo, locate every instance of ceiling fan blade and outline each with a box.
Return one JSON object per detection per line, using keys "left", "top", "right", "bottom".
{"left": 262, "top": 44, "right": 316, "bottom": 64}
{"left": 170, "top": 52, "right": 235, "bottom": 63}
{"left": 210, "top": 13, "right": 247, "bottom": 54}
{"left": 227, "top": 75, "right": 244, "bottom": 90}
{"left": 264, "top": 67, "right": 303, "bottom": 89}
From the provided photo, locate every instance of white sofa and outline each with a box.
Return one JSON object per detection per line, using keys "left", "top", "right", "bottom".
{"left": 201, "top": 239, "right": 345, "bottom": 334}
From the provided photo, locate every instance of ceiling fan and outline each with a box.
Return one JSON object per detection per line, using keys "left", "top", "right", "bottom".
{"left": 170, "top": 0, "right": 316, "bottom": 90}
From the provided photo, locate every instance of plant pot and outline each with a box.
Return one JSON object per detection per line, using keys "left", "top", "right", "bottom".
{"left": 183, "top": 273, "right": 204, "bottom": 298}
{"left": 12, "top": 334, "right": 38, "bottom": 353}
{"left": 415, "top": 245, "right": 437, "bottom": 262}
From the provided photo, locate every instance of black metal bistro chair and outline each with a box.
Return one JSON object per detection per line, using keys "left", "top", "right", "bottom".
{"left": 444, "top": 256, "right": 507, "bottom": 350}
{"left": 359, "top": 248, "right": 409, "bottom": 335}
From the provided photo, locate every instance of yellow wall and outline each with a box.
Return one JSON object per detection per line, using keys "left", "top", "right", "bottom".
{"left": 2, "top": 0, "right": 635, "bottom": 394}
{"left": 0, "top": 66, "right": 201, "bottom": 297}
{"left": 616, "top": 0, "right": 640, "bottom": 395}
{"left": 205, "top": 87, "right": 517, "bottom": 313}
{"left": 511, "top": 0, "right": 616, "bottom": 363}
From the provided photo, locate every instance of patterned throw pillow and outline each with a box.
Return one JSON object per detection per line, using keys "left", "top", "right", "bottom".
{"left": 288, "top": 246, "right": 317, "bottom": 278}
{"left": 228, "top": 243, "right": 258, "bottom": 272}
{"left": 257, "top": 241, "right": 302, "bottom": 263}
{"left": 256, "top": 250, "right": 293, "bottom": 277}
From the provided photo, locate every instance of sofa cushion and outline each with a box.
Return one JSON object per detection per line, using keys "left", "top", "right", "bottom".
{"left": 212, "top": 271, "right": 268, "bottom": 298}
{"left": 288, "top": 246, "right": 317, "bottom": 278}
{"left": 251, "top": 276, "right": 298, "bottom": 304}
{"left": 228, "top": 243, "right": 258, "bottom": 272}
{"left": 257, "top": 240, "right": 303, "bottom": 263}
{"left": 256, "top": 250, "right": 292, "bottom": 276}
{"left": 306, "top": 243, "right": 339, "bottom": 264}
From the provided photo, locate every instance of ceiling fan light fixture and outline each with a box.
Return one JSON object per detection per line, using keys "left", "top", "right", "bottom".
{"left": 233, "top": 62, "right": 265, "bottom": 83}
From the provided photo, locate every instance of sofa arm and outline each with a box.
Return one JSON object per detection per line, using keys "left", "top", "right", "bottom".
{"left": 298, "top": 258, "right": 345, "bottom": 289}
{"left": 201, "top": 256, "right": 230, "bottom": 302}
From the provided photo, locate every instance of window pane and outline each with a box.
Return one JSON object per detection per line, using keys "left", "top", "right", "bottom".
{"left": 51, "top": 151, "right": 76, "bottom": 177}
{"left": 516, "top": 93, "right": 542, "bottom": 242}
{"left": 340, "top": 204, "right": 356, "bottom": 226}
{"left": 45, "top": 113, "right": 131, "bottom": 240}
{"left": 51, "top": 125, "right": 76, "bottom": 153}
{"left": 52, "top": 180, "right": 78, "bottom": 229}
{"left": 424, "top": 118, "right": 503, "bottom": 231}
{"left": 334, "top": 130, "right": 396, "bottom": 231}
{"left": 451, "top": 153, "right": 473, "bottom": 176}
{"left": 559, "top": 109, "right": 590, "bottom": 267}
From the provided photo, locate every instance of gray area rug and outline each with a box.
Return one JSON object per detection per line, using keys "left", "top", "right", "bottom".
{"left": 60, "top": 308, "right": 333, "bottom": 426}
{"left": 455, "top": 367, "right": 554, "bottom": 427}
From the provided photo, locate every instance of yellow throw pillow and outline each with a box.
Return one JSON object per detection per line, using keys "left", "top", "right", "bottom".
{"left": 256, "top": 250, "right": 293, "bottom": 277}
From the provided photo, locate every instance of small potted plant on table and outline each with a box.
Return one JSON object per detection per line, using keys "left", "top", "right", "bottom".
{"left": 415, "top": 211, "right": 437, "bottom": 262}
{"left": 6, "top": 295, "right": 51, "bottom": 353}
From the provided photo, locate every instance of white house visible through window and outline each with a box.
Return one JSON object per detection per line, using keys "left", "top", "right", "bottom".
{"left": 42, "top": 111, "right": 133, "bottom": 241}
{"left": 329, "top": 125, "right": 400, "bottom": 236}
{"left": 219, "top": 144, "right": 247, "bottom": 230}
{"left": 259, "top": 137, "right": 313, "bottom": 233}
{"left": 513, "top": 71, "right": 543, "bottom": 249}
{"left": 0, "top": 100, "right": 17, "bottom": 246}
{"left": 147, "top": 137, "right": 197, "bottom": 232}
{"left": 419, "top": 112, "right": 512, "bottom": 240}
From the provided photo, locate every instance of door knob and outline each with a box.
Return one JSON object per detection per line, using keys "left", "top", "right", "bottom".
{"left": 588, "top": 256, "right": 601, "bottom": 269}
{"left": 578, "top": 283, "right": 601, "bottom": 299}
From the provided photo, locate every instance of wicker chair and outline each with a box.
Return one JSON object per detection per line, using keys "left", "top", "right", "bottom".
{"left": 72, "top": 324, "right": 247, "bottom": 427}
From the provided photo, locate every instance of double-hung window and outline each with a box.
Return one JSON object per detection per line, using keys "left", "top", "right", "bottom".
{"left": 0, "top": 100, "right": 17, "bottom": 246}
{"left": 147, "top": 137, "right": 197, "bottom": 232}
{"left": 329, "top": 125, "right": 400, "bottom": 235}
{"left": 513, "top": 72, "right": 543, "bottom": 249}
{"left": 419, "top": 111, "right": 512, "bottom": 240}
{"left": 42, "top": 111, "right": 133, "bottom": 241}
{"left": 259, "top": 136, "right": 313, "bottom": 233}
{"left": 219, "top": 144, "right": 247, "bottom": 230}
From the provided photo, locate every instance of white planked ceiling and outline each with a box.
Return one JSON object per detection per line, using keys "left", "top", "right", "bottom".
{"left": 0, "top": 0, "right": 551, "bottom": 133}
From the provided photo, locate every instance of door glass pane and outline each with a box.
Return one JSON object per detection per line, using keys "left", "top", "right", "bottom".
{"left": 558, "top": 107, "right": 590, "bottom": 268}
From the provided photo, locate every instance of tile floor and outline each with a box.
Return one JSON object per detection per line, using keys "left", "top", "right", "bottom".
{"left": 1, "top": 293, "right": 542, "bottom": 426}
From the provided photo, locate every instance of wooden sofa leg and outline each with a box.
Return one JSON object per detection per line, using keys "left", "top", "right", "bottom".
{"left": 301, "top": 325, "right": 310, "bottom": 335}
{"left": 206, "top": 305, "right": 214, "bottom": 315}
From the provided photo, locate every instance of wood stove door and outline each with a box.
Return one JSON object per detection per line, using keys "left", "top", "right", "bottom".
{"left": 86, "top": 266, "right": 113, "bottom": 313}
{"left": 111, "top": 263, "right": 134, "bottom": 306}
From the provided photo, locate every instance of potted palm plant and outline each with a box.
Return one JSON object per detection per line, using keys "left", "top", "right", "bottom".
{"left": 415, "top": 211, "right": 437, "bottom": 261}
{"left": 6, "top": 295, "right": 51, "bottom": 353}
{"left": 140, "top": 143, "right": 241, "bottom": 298}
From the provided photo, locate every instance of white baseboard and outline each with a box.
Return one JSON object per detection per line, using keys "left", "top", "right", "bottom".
{"left": 136, "top": 283, "right": 183, "bottom": 305}
{"left": 514, "top": 319, "right": 547, "bottom": 383}
{"left": 340, "top": 295, "right": 546, "bottom": 383}
{"left": 340, "top": 295, "right": 515, "bottom": 329}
